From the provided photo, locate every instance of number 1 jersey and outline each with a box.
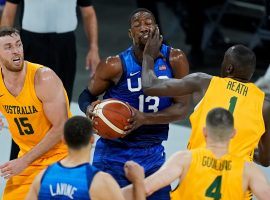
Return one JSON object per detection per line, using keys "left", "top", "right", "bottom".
{"left": 0, "top": 61, "right": 70, "bottom": 158}
{"left": 188, "top": 76, "right": 265, "bottom": 160}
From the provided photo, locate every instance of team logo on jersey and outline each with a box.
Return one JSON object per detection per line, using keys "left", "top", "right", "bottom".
{"left": 159, "top": 65, "right": 166, "bottom": 70}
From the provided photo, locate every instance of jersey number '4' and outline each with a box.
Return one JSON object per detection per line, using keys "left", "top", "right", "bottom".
{"left": 205, "top": 176, "right": 222, "bottom": 200}
{"left": 14, "top": 117, "right": 34, "bottom": 135}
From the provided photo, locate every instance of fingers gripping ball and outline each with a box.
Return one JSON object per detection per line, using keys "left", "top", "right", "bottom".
{"left": 92, "top": 99, "right": 133, "bottom": 139}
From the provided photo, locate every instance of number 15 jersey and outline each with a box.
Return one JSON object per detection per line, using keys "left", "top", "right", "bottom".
{"left": 0, "top": 61, "right": 70, "bottom": 158}
{"left": 188, "top": 77, "right": 265, "bottom": 160}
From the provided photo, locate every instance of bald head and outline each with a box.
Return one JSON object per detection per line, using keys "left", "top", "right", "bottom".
{"left": 221, "top": 44, "right": 256, "bottom": 81}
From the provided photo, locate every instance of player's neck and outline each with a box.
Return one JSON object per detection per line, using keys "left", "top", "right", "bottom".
{"left": 132, "top": 45, "right": 145, "bottom": 63}
{"left": 1, "top": 62, "right": 26, "bottom": 85}
{"left": 206, "top": 142, "right": 229, "bottom": 158}
{"left": 61, "top": 147, "right": 91, "bottom": 167}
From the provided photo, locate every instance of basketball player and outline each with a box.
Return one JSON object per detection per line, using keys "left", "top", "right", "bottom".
{"left": 0, "top": 27, "right": 70, "bottom": 199}
{"left": 141, "top": 27, "right": 270, "bottom": 168}
{"left": 78, "top": 8, "right": 189, "bottom": 200}
{"left": 123, "top": 108, "right": 270, "bottom": 200}
{"left": 26, "top": 116, "right": 145, "bottom": 200}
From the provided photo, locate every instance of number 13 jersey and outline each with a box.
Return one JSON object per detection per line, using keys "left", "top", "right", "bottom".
{"left": 0, "top": 61, "right": 70, "bottom": 158}
{"left": 188, "top": 76, "right": 265, "bottom": 160}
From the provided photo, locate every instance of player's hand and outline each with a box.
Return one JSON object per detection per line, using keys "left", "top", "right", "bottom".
{"left": 124, "top": 160, "right": 145, "bottom": 183}
{"left": 86, "top": 47, "right": 100, "bottom": 78}
{"left": 86, "top": 100, "right": 101, "bottom": 119}
{"left": 0, "top": 157, "right": 28, "bottom": 179}
{"left": 125, "top": 106, "right": 146, "bottom": 134}
{"left": 143, "top": 25, "right": 163, "bottom": 60}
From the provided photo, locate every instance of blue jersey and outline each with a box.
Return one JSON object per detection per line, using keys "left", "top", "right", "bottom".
{"left": 38, "top": 162, "right": 99, "bottom": 200}
{"left": 103, "top": 44, "right": 173, "bottom": 146}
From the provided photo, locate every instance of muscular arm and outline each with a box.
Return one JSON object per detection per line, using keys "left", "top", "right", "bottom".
{"left": 256, "top": 96, "right": 270, "bottom": 167}
{"left": 0, "top": 1, "right": 18, "bottom": 26}
{"left": 142, "top": 54, "right": 211, "bottom": 97}
{"left": 122, "top": 151, "right": 191, "bottom": 199}
{"left": 22, "top": 68, "right": 69, "bottom": 165}
{"left": 244, "top": 162, "right": 270, "bottom": 200}
{"left": 25, "top": 170, "right": 45, "bottom": 200}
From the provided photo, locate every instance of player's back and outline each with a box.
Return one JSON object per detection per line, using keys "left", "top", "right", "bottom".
{"left": 188, "top": 77, "right": 265, "bottom": 160}
{"left": 38, "top": 162, "right": 99, "bottom": 200}
{"left": 0, "top": 61, "right": 70, "bottom": 158}
{"left": 171, "top": 148, "right": 245, "bottom": 200}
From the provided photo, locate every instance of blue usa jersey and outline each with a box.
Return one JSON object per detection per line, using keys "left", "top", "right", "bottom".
{"left": 103, "top": 44, "right": 173, "bottom": 146}
{"left": 38, "top": 162, "right": 99, "bottom": 200}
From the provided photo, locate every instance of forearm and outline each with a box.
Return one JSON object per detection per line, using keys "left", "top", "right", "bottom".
{"left": 142, "top": 102, "right": 189, "bottom": 125}
{"left": 21, "top": 126, "right": 63, "bottom": 165}
{"left": 133, "top": 180, "right": 146, "bottom": 200}
{"left": 83, "top": 8, "right": 98, "bottom": 50}
{"left": 0, "top": 2, "right": 17, "bottom": 26}
{"left": 78, "top": 88, "right": 98, "bottom": 113}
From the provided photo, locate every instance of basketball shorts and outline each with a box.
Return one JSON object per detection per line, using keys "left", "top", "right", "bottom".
{"left": 2, "top": 152, "right": 67, "bottom": 200}
{"left": 93, "top": 139, "right": 170, "bottom": 200}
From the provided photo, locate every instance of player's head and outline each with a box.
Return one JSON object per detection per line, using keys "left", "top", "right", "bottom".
{"left": 221, "top": 44, "right": 256, "bottom": 81}
{"left": 64, "top": 116, "right": 94, "bottom": 150}
{"left": 128, "top": 8, "right": 157, "bottom": 47}
{"left": 203, "top": 108, "right": 235, "bottom": 143}
{"left": 0, "top": 27, "right": 24, "bottom": 72}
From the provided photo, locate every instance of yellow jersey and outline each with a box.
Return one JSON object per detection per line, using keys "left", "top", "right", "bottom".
{"left": 0, "top": 61, "right": 70, "bottom": 158}
{"left": 171, "top": 148, "right": 245, "bottom": 200}
{"left": 188, "top": 77, "right": 265, "bottom": 160}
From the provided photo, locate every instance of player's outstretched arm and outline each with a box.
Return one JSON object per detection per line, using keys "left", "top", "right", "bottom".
{"left": 90, "top": 172, "right": 127, "bottom": 200}
{"left": 78, "top": 56, "right": 122, "bottom": 114}
{"left": 145, "top": 151, "right": 190, "bottom": 196}
{"left": 141, "top": 28, "right": 211, "bottom": 97}
{"left": 22, "top": 68, "right": 69, "bottom": 165}
{"left": 245, "top": 162, "right": 270, "bottom": 200}
{"left": 25, "top": 169, "right": 46, "bottom": 200}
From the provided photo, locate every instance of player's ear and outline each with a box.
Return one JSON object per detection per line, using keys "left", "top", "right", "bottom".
{"left": 203, "top": 127, "right": 207, "bottom": 138}
{"left": 230, "top": 128, "right": 236, "bottom": 139}
{"left": 128, "top": 29, "right": 133, "bottom": 39}
{"left": 90, "top": 135, "right": 95, "bottom": 144}
{"left": 62, "top": 135, "right": 66, "bottom": 144}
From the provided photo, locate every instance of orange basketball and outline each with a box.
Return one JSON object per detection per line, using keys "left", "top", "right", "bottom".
{"left": 92, "top": 99, "right": 133, "bottom": 139}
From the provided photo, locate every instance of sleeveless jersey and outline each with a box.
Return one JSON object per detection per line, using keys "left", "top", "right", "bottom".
{"left": 0, "top": 61, "right": 71, "bottom": 158}
{"left": 103, "top": 44, "right": 174, "bottom": 146}
{"left": 171, "top": 148, "right": 245, "bottom": 200}
{"left": 38, "top": 162, "right": 99, "bottom": 200}
{"left": 188, "top": 77, "right": 265, "bottom": 160}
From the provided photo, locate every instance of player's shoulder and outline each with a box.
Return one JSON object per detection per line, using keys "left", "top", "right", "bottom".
{"left": 95, "top": 55, "right": 122, "bottom": 78}
{"left": 35, "top": 67, "right": 59, "bottom": 83}
{"left": 169, "top": 47, "right": 186, "bottom": 57}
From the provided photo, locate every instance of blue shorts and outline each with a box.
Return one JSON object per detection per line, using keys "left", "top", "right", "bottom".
{"left": 93, "top": 139, "right": 170, "bottom": 200}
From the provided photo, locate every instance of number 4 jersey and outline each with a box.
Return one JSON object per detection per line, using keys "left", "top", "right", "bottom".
{"left": 188, "top": 76, "right": 265, "bottom": 160}
{"left": 0, "top": 61, "right": 70, "bottom": 158}
{"left": 170, "top": 148, "right": 245, "bottom": 200}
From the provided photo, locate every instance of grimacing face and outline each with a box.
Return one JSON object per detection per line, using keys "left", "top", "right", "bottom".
{"left": 0, "top": 33, "right": 24, "bottom": 72}
{"left": 129, "top": 11, "right": 156, "bottom": 46}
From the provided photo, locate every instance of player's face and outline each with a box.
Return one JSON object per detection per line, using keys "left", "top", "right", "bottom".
{"left": 0, "top": 33, "right": 24, "bottom": 72}
{"left": 129, "top": 11, "right": 156, "bottom": 46}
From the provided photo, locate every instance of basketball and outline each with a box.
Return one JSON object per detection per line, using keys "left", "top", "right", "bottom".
{"left": 91, "top": 99, "right": 133, "bottom": 139}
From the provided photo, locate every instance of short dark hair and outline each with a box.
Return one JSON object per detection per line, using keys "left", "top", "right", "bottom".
{"left": 206, "top": 108, "right": 234, "bottom": 141}
{"left": 129, "top": 8, "right": 156, "bottom": 26}
{"left": 0, "top": 27, "right": 20, "bottom": 37}
{"left": 64, "top": 116, "right": 93, "bottom": 149}
{"left": 226, "top": 44, "right": 256, "bottom": 77}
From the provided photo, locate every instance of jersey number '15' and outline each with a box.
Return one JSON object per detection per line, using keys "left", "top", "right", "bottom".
{"left": 14, "top": 117, "right": 34, "bottom": 135}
